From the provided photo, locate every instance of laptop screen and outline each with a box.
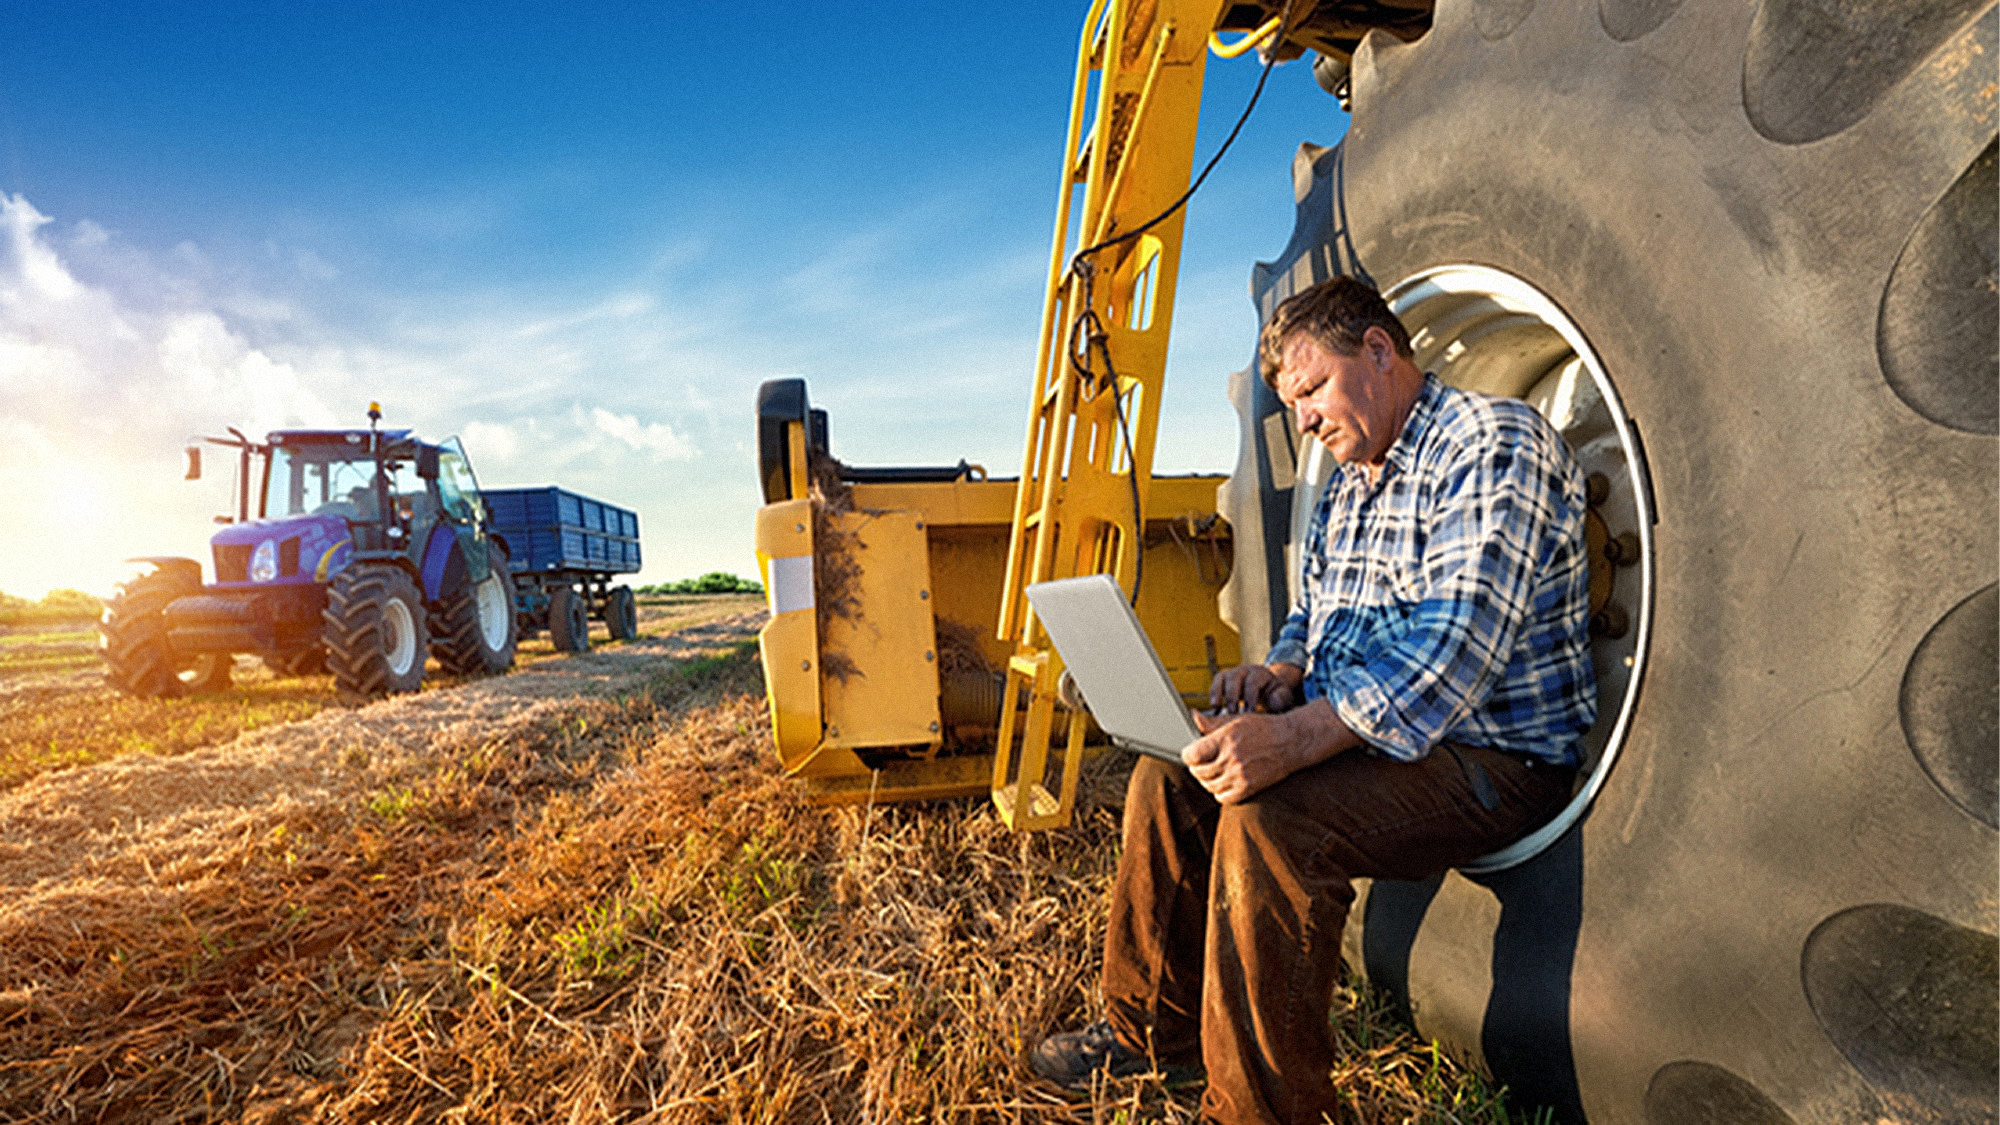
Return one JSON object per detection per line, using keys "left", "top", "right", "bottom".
{"left": 1025, "top": 575, "right": 1199, "bottom": 763}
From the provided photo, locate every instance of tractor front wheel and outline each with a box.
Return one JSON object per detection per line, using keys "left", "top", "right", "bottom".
{"left": 323, "top": 565, "right": 428, "bottom": 701}
{"left": 432, "top": 541, "right": 518, "bottom": 676}
{"left": 99, "top": 565, "right": 200, "bottom": 698}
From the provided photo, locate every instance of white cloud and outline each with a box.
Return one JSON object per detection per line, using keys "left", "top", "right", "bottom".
{"left": 2, "top": 196, "right": 81, "bottom": 301}
{"left": 590, "top": 406, "right": 698, "bottom": 461}
{"left": 459, "top": 419, "right": 520, "bottom": 463}
{"left": 0, "top": 176, "right": 1180, "bottom": 595}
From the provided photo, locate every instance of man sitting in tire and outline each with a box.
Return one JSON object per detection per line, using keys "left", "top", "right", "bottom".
{"left": 1030, "top": 277, "right": 1598, "bottom": 1123}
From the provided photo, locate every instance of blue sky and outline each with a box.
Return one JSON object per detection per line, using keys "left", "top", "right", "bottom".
{"left": 0, "top": 3, "right": 1347, "bottom": 597}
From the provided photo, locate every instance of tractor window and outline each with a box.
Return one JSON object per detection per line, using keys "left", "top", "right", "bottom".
{"left": 273, "top": 446, "right": 379, "bottom": 519}
{"left": 435, "top": 438, "right": 482, "bottom": 523}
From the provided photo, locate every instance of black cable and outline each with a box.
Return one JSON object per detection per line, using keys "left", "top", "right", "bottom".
{"left": 1066, "top": 0, "right": 1298, "bottom": 274}
{"left": 1111, "top": 366, "right": 1146, "bottom": 607}
{"left": 1066, "top": 292, "right": 1149, "bottom": 606}
{"left": 1062, "top": 1, "right": 1298, "bottom": 608}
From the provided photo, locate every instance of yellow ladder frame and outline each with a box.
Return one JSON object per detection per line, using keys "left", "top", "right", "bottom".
{"left": 992, "top": 0, "right": 1236, "bottom": 830}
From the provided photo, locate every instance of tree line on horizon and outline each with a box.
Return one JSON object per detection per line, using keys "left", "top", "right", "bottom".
{"left": 0, "top": 589, "right": 104, "bottom": 626}
{"left": 636, "top": 572, "right": 763, "bottom": 597}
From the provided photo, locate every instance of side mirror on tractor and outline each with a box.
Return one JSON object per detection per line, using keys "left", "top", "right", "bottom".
{"left": 416, "top": 445, "right": 440, "bottom": 480}
{"left": 184, "top": 446, "right": 201, "bottom": 480}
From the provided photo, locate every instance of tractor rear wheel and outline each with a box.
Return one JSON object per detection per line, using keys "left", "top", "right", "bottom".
{"left": 323, "top": 565, "right": 428, "bottom": 701}
{"left": 1264, "top": 2, "right": 1997, "bottom": 1120}
{"left": 100, "top": 565, "right": 200, "bottom": 698}
{"left": 432, "top": 541, "right": 518, "bottom": 676}
{"left": 605, "top": 585, "right": 638, "bottom": 642}
{"left": 548, "top": 585, "right": 590, "bottom": 653}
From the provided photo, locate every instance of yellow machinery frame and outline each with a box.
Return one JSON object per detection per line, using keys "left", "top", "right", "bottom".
{"left": 991, "top": 0, "right": 1243, "bottom": 829}
{"left": 753, "top": 0, "right": 1264, "bottom": 827}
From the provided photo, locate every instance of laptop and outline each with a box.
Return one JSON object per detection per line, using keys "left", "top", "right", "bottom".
{"left": 1024, "top": 574, "right": 1200, "bottom": 764}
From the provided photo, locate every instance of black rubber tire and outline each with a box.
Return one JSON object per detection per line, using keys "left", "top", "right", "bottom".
{"left": 266, "top": 647, "right": 326, "bottom": 678}
{"left": 179, "top": 653, "right": 233, "bottom": 695}
{"left": 431, "top": 540, "right": 519, "bottom": 676}
{"left": 605, "top": 585, "right": 638, "bottom": 642}
{"left": 548, "top": 585, "right": 590, "bottom": 653}
{"left": 99, "top": 566, "right": 200, "bottom": 698}
{"left": 323, "top": 565, "right": 428, "bottom": 701}
{"left": 1251, "top": 3, "right": 1996, "bottom": 1121}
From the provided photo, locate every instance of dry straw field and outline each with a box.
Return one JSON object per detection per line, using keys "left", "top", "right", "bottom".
{"left": 0, "top": 596, "right": 1543, "bottom": 1123}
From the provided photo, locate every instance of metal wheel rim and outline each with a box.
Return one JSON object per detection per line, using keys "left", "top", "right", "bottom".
{"left": 476, "top": 574, "right": 510, "bottom": 649}
{"left": 383, "top": 596, "right": 418, "bottom": 677}
{"left": 1290, "top": 264, "right": 1657, "bottom": 872}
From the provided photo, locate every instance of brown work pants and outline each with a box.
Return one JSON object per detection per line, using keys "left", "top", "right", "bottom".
{"left": 1101, "top": 744, "right": 1574, "bottom": 1125}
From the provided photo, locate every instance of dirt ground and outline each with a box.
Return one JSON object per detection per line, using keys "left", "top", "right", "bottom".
{"left": 0, "top": 595, "right": 763, "bottom": 792}
{"left": 0, "top": 614, "right": 764, "bottom": 897}
{"left": 0, "top": 600, "right": 1531, "bottom": 1124}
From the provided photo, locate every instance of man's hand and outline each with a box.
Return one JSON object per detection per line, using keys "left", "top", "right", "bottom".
{"left": 1183, "top": 699, "right": 1360, "bottom": 804}
{"left": 1208, "top": 661, "right": 1305, "bottom": 715}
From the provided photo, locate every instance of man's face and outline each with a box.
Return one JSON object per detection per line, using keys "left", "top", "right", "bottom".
{"left": 1273, "top": 331, "right": 1401, "bottom": 466}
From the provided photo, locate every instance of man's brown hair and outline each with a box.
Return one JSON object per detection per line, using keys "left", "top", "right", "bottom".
{"left": 1257, "top": 275, "right": 1414, "bottom": 386}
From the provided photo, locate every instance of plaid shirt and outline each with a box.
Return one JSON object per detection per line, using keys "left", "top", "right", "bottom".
{"left": 1266, "top": 375, "right": 1596, "bottom": 766}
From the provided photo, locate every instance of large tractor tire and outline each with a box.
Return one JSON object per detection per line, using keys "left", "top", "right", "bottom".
{"left": 548, "top": 585, "right": 590, "bottom": 653}
{"left": 323, "top": 565, "right": 428, "bottom": 701}
{"left": 1233, "top": 1, "right": 1996, "bottom": 1121}
{"left": 99, "top": 563, "right": 202, "bottom": 698}
{"left": 431, "top": 540, "right": 518, "bottom": 676}
{"left": 605, "top": 585, "right": 639, "bottom": 642}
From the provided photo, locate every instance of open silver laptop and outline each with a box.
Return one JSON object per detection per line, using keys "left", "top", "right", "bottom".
{"left": 1025, "top": 574, "right": 1199, "bottom": 764}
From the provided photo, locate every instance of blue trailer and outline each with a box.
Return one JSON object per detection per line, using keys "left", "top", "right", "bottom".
{"left": 481, "top": 486, "right": 642, "bottom": 651}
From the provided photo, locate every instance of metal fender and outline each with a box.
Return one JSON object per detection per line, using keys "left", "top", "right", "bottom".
{"left": 419, "top": 524, "right": 466, "bottom": 603}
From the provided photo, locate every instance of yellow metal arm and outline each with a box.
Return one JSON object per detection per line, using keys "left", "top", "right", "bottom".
{"left": 991, "top": 0, "right": 1242, "bottom": 831}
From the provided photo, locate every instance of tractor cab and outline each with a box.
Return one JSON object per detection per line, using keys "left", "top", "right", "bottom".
{"left": 194, "top": 427, "right": 496, "bottom": 592}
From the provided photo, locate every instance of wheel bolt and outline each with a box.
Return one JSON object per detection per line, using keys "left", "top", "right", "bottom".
{"left": 1590, "top": 605, "right": 1630, "bottom": 639}
{"left": 1586, "top": 473, "right": 1611, "bottom": 507}
{"left": 1604, "top": 532, "right": 1642, "bottom": 565}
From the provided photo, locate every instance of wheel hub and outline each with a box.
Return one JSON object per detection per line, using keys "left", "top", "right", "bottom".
{"left": 383, "top": 597, "right": 418, "bottom": 677}
{"left": 476, "top": 574, "right": 510, "bottom": 649}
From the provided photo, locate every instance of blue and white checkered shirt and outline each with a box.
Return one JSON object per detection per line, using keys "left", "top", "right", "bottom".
{"left": 1266, "top": 374, "right": 1596, "bottom": 766}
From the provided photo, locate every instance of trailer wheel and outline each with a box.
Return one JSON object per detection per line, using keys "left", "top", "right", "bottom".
{"left": 99, "top": 566, "right": 200, "bottom": 698}
{"left": 323, "top": 564, "right": 428, "bottom": 701}
{"left": 605, "top": 585, "right": 638, "bottom": 641}
{"left": 432, "top": 540, "right": 518, "bottom": 676}
{"left": 548, "top": 585, "right": 590, "bottom": 653}
{"left": 1285, "top": 2, "right": 1997, "bottom": 1119}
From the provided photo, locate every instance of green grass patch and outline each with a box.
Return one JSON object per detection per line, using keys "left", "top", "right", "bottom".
{"left": 0, "top": 628, "right": 95, "bottom": 647}
{"left": 0, "top": 679, "right": 332, "bottom": 790}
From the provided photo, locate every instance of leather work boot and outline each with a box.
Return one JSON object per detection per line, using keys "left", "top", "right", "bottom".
{"left": 1028, "top": 1021, "right": 1203, "bottom": 1091}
